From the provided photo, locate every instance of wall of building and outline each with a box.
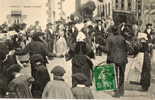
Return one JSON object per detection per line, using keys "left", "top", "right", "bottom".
{"left": 112, "top": 0, "right": 144, "bottom": 22}
{"left": 113, "top": 0, "right": 138, "bottom": 12}
{"left": 0, "top": 0, "right": 48, "bottom": 29}
{"left": 0, "top": 0, "right": 116, "bottom": 28}
{"left": 0, "top": 0, "right": 77, "bottom": 29}
{"left": 75, "top": 0, "right": 81, "bottom": 11}
{"left": 143, "top": 2, "right": 155, "bottom": 28}
{"left": 47, "top": 0, "right": 76, "bottom": 22}
{"left": 62, "top": 0, "right": 76, "bottom": 18}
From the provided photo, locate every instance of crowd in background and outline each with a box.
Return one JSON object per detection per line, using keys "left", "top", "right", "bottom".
{"left": 0, "top": 15, "right": 155, "bottom": 98}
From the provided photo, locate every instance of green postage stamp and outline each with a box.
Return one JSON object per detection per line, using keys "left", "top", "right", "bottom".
{"left": 94, "top": 64, "right": 118, "bottom": 91}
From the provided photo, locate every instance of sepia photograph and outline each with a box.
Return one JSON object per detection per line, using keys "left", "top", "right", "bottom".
{"left": 0, "top": 0, "right": 155, "bottom": 99}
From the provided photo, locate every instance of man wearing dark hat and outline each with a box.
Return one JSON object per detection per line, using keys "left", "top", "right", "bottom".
{"left": 94, "top": 19, "right": 106, "bottom": 56}
{"left": 71, "top": 73, "right": 94, "bottom": 99}
{"left": 100, "top": 26, "right": 128, "bottom": 97}
{"left": 45, "top": 23, "right": 55, "bottom": 53}
{"left": 66, "top": 23, "right": 78, "bottom": 50}
{"left": 42, "top": 66, "right": 74, "bottom": 99}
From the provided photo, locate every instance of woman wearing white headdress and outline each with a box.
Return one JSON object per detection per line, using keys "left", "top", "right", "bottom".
{"left": 55, "top": 26, "right": 68, "bottom": 57}
{"left": 76, "top": 31, "right": 86, "bottom": 42}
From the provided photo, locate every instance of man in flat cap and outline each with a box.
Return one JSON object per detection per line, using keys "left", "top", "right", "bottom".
{"left": 42, "top": 66, "right": 74, "bottom": 99}
{"left": 94, "top": 19, "right": 106, "bottom": 56}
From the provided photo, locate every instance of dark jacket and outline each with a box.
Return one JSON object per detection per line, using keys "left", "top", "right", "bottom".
{"left": 66, "top": 26, "right": 78, "bottom": 49}
{"left": 45, "top": 29, "right": 55, "bottom": 41}
{"left": 94, "top": 25, "right": 107, "bottom": 45}
{"left": 140, "top": 30, "right": 154, "bottom": 90}
{"left": 105, "top": 34, "right": 128, "bottom": 65}
{"left": 30, "top": 54, "right": 50, "bottom": 98}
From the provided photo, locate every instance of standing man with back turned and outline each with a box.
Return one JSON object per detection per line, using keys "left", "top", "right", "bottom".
{"left": 100, "top": 26, "right": 128, "bottom": 98}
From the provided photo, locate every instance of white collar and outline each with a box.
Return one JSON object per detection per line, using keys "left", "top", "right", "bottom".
{"left": 76, "top": 84, "right": 86, "bottom": 87}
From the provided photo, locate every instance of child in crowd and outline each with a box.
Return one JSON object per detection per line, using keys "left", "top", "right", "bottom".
{"left": 42, "top": 65, "right": 74, "bottom": 99}
{"left": 71, "top": 73, "right": 94, "bottom": 99}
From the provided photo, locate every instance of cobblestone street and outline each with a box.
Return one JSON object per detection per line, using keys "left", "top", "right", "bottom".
{"left": 21, "top": 54, "right": 154, "bottom": 100}
{"left": 1, "top": 0, "right": 155, "bottom": 99}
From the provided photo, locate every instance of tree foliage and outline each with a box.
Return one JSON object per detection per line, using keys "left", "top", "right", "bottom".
{"left": 79, "top": 1, "right": 96, "bottom": 20}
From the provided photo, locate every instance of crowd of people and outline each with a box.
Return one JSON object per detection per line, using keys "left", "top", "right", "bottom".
{"left": 0, "top": 16, "right": 155, "bottom": 99}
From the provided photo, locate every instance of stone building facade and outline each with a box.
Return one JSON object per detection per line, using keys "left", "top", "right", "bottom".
{"left": 112, "top": 0, "right": 144, "bottom": 25}
{"left": 0, "top": 0, "right": 76, "bottom": 29}
{"left": 0, "top": 0, "right": 48, "bottom": 29}
{"left": 113, "top": 0, "right": 144, "bottom": 20}
{"left": 95, "top": 0, "right": 113, "bottom": 19}
{"left": 143, "top": 0, "right": 155, "bottom": 27}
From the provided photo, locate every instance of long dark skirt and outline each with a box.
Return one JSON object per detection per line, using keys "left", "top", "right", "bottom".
{"left": 47, "top": 39, "right": 54, "bottom": 53}
{"left": 31, "top": 64, "right": 50, "bottom": 98}
{"left": 140, "top": 51, "right": 151, "bottom": 91}
{"left": 0, "top": 74, "right": 9, "bottom": 98}
{"left": 71, "top": 55, "right": 93, "bottom": 87}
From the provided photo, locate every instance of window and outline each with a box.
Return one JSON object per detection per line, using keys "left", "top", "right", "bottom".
{"left": 121, "top": 0, "right": 124, "bottom": 9}
{"left": 137, "top": 0, "right": 142, "bottom": 16}
{"left": 128, "top": 0, "right": 132, "bottom": 10}
{"left": 116, "top": 0, "right": 118, "bottom": 3}
{"left": 98, "top": 0, "right": 103, "bottom": 2}
{"left": 11, "top": 10, "right": 22, "bottom": 24}
{"left": 102, "top": 5, "right": 105, "bottom": 17}
{"left": 116, "top": 0, "right": 119, "bottom": 9}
